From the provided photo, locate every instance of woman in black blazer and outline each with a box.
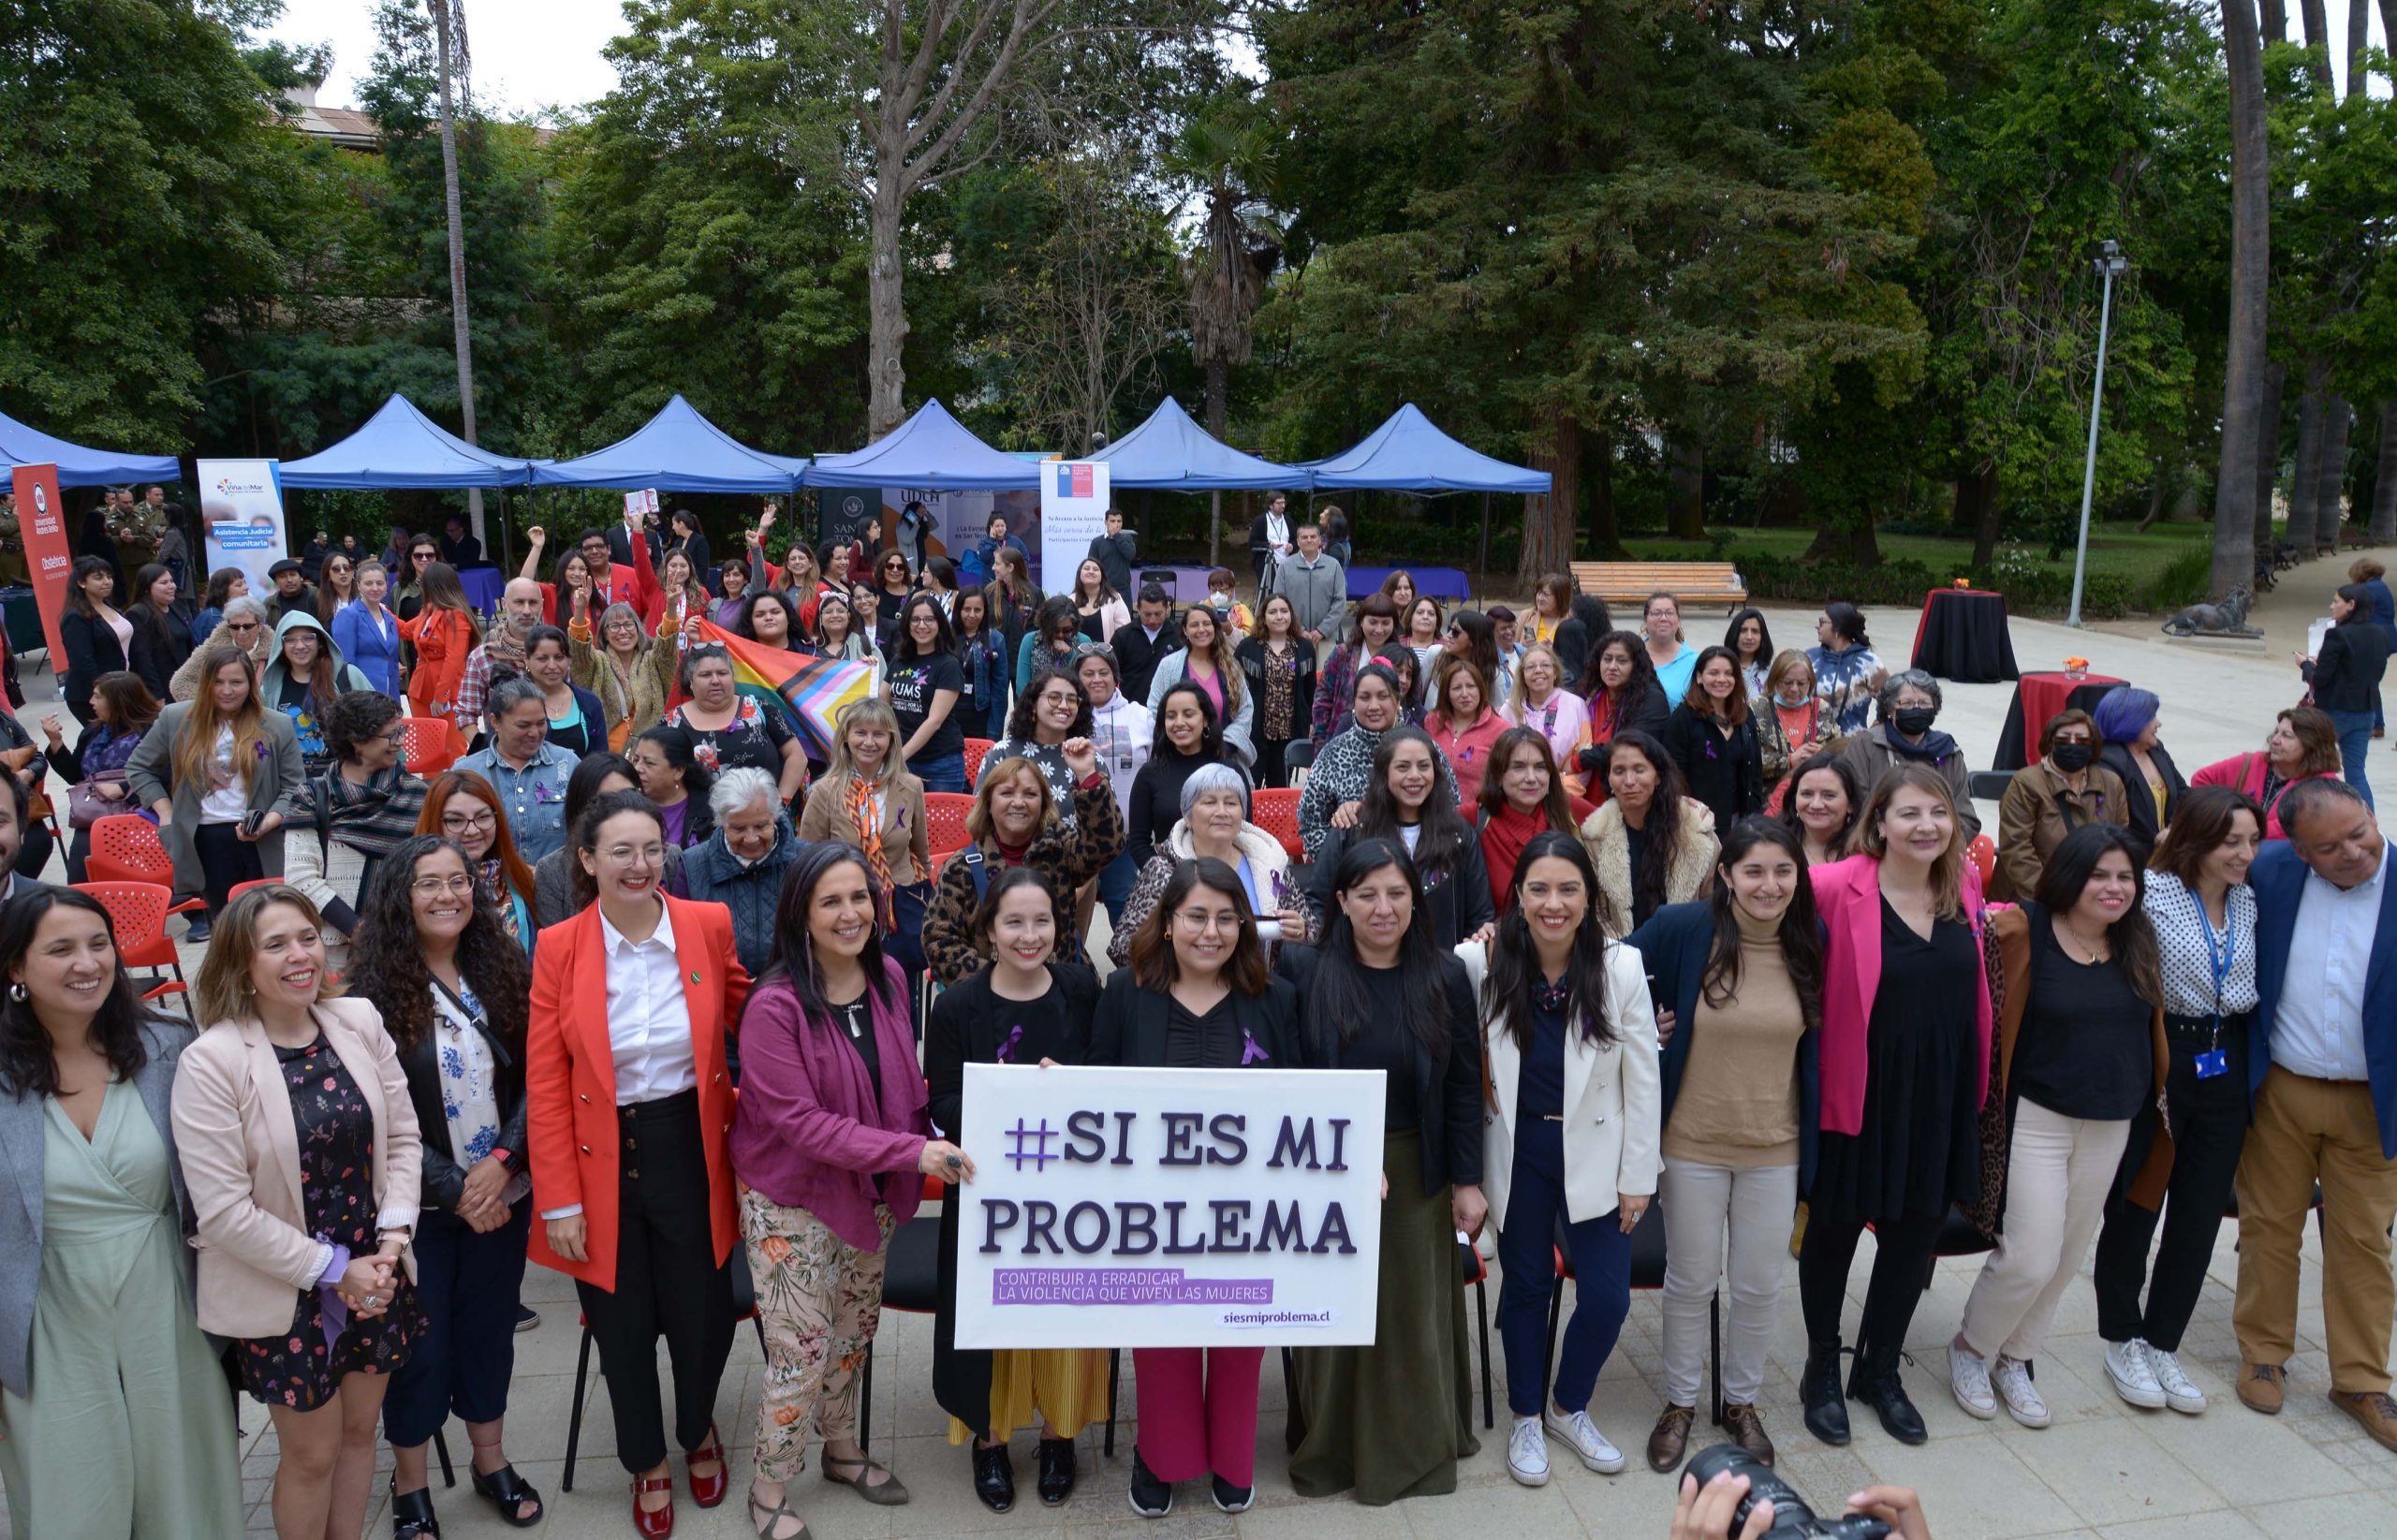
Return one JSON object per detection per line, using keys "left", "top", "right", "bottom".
{"left": 1278, "top": 837, "right": 1484, "bottom": 1504}
{"left": 346, "top": 834, "right": 544, "bottom": 1536}
{"left": 125, "top": 563, "right": 193, "bottom": 702}
{"left": 59, "top": 557, "right": 132, "bottom": 725}
{"left": 1660, "top": 646, "right": 1766, "bottom": 831}
{"left": 1305, "top": 726, "right": 1495, "bottom": 950}
{"left": 1085, "top": 857, "right": 1312, "bottom": 1519}
{"left": 2093, "top": 687, "right": 2187, "bottom": 868}
{"left": 2303, "top": 584, "right": 2393, "bottom": 807}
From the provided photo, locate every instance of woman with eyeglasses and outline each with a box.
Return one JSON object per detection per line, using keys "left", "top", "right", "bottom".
{"left": 1110, "top": 762, "right": 1307, "bottom": 965}
{"left": 532, "top": 752, "right": 692, "bottom": 930}
{"left": 128, "top": 643, "right": 308, "bottom": 943}
{"left": 1283, "top": 838, "right": 1485, "bottom": 1505}
{"left": 1090, "top": 857, "right": 1312, "bottom": 1518}
{"left": 126, "top": 562, "right": 193, "bottom": 701}
{"left": 570, "top": 588, "right": 679, "bottom": 754}
{"left": 415, "top": 771, "right": 538, "bottom": 954}
{"left": 349, "top": 836, "right": 543, "bottom": 1536}
{"left": 262, "top": 612, "right": 375, "bottom": 776}
{"left": 331, "top": 560, "right": 402, "bottom": 697}
{"left": 527, "top": 792, "right": 752, "bottom": 1538}
{"left": 978, "top": 667, "right": 1095, "bottom": 829}
{"left": 280, "top": 691, "right": 428, "bottom": 978}
{"left": 0, "top": 888, "right": 244, "bottom": 1539}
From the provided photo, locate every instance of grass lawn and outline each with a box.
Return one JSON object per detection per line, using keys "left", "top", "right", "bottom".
{"left": 1622, "top": 521, "right": 2215, "bottom": 584}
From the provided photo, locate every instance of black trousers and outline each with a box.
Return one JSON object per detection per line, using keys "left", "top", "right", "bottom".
{"left": 192, "top": 820, "right": 265, "bottom": 914}
{"left": 1798, "top": 1210, "right": 1945, "bottom": 1350}
{"left": 576, "top": 1090, "right": 737, "bottom": 1474}
{"left": 2092, "top": 1014, "right": 2253, "bottom": 1352}
{"left": 384, "top": 1198, "right": 532, "bottom": 1446}
{"left": 1256, "top": 736, "right": 1297, "bottom": 790}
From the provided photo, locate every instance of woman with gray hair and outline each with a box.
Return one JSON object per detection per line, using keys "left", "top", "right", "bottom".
{"left": 567, "top": 593, "right": 679, "bottom": 753}
{"left": 682, "top": 766, "right": 801, "bottom": 990}
{"left": 1835, "top": 668, "right": 1980, "bottom": 840}
{"left": 168, "top": 594, "right": 272, "bottom": 701}
{"left": 1107, "top": 761, "right": 1311, "bottom": 965}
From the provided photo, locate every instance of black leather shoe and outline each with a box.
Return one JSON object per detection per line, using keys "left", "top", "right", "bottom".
{"left": 1801, "top": 1338, "right": 1849, "bottom": 1446}
{"left": 972, "top": 1441, "right": 1015, "bottom": 1513}
{"left": 1036, "top": 1437, "right": 1076, "bottom": 1506}
{"left": 1849, "top": 1344, "right": 1928, "bottom": 1445}
{"left": 390, "top": 1483, "right": 441, "bottom": 1539}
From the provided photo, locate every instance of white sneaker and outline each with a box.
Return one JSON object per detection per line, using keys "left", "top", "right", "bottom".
{"left": 2145, "top": 1345, "right": 2208, "bottom": 1415}
{"left": 1991, "top": 1357, "right": 2051, "bottom": 1428}
{"left": 1543, "top": 1407, "right": 1625, "bottom": 1474}
{"left": 2104, "top": 1339, "right": 2168, "bottom": 1410}
{"left": 1948, "top": 1342, "right": 1997, "bottom": 1419}
{"left": 1507, "top": 1417, "right": 1551, "bottom": 1487}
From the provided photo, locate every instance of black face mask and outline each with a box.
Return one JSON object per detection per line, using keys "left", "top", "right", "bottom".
{"left": 1892, "top": 706, "right": 1938, "bottom": 738}
{"left": 2049, "top": 742, "right": 2094, "bottom": 771}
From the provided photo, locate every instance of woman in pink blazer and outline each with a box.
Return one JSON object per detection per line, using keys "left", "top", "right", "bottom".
{"left": 172, "top": 886, "right": 422, "bottom": 1540}
{"left": 1794, "top": 764, "right": 1993, "bottom": 1452}
{"left": 2186, "top": 706, "right": 2345, "bottom": 839}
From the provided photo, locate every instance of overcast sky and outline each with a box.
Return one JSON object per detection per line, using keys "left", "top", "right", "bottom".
{"left": 271, "top": 0, "right": 2386, "bottom": 119}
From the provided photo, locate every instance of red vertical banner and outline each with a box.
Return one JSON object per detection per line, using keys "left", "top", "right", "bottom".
{"left": 11, "top": 464, "right": 71, "bottom": 667}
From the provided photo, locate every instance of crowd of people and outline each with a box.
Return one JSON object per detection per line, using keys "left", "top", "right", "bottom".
{"left": 0, "top": 520, "right": 2390, "bottom": 1540}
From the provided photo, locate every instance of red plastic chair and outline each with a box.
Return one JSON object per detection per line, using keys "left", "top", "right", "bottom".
{"left": 400, "top": 715, "right": 462, "bottom": 777}
{"left": 227, "top": 879, "right": 279, "bottom": 904}
{"left": 85, "top": 814, "right": 184, "bottom": 889}
{"left": 1966, "top": 832, "right": 1995, "bottom": 889}
{"left": 72, "top": 881, "right": 197, "bottom": 1015}
{"left": 1251, "top": 787, "right": 1305, "bottom": 864}
{"left": 924, "top": 792, "right": 976, "bottom": 860}
{"left": 961, "top": 737, "right": 994, "bottom": 786}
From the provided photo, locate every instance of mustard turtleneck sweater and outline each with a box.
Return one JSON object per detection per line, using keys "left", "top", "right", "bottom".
{"left": 1662, "top": 906, "right": 1805, "bottom": 1168}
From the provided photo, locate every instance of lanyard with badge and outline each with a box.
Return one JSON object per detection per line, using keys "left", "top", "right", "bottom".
{"left": 2185, "top": 885, "right": 2232, "bottom": 1079}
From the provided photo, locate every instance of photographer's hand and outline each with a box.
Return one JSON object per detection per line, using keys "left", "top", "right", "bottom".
{"left": 1846, "top": 1487, "right": 1932, "bottom": 1540}
{"left": 1670, "top": 1471, "right": 1773, "bottom": 1540}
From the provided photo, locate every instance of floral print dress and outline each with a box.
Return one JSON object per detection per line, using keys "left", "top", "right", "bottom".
{"left": 237, "top": 1033, "right": 420, "bottom": 1409}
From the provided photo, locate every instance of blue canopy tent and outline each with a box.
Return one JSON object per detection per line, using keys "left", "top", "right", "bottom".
{"left": 1303, "top": 403, "right": 1551, "bottom": 583}
{"left": 532, "top": 393, "right": 805, "bottom": 493}
{"left": 0, "top": 409, "right": 179, "bottom": 486}
{"left": 1090, "top": 397, "right": 1311, "bottom": 490}
{"left": 804, "top": 399, "right": 1042, "bottom": 491}
{"left": 279, "top": 394, "right": 538, "bottom": 488}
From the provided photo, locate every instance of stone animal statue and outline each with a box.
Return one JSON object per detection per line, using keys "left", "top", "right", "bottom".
{"left": 2160, "top": 585, "right": 2255, "bottom": 637}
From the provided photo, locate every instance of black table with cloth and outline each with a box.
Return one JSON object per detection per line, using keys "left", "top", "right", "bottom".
{"left": 1909, "top": 589, "right": 2020, "bottom": 684}
{"left": 1993, "top": 669, "right": 2126, "bottom": 770}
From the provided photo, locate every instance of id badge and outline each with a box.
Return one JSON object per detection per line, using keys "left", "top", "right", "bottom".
{"left": 2195, "top": 1049, "right": 2228, "bottom": 1080}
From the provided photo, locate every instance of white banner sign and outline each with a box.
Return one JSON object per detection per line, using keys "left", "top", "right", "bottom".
{"left": 954, "top": 1063, "right": 1385, "bottom": 1349}
{"left": 1037, "top": 461, "right": 1110, "bottom": 597}
{"left": 196, "top": 459, "right": 289, "bottom": 595}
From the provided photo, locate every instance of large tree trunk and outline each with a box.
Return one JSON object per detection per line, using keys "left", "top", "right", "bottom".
{"left": 2253, "top": 359, "right": 2286, "bottom": 550}
{"left": 2262, "top": 0, "right": 2289, "bottom": 42}
{"left": 2299, "top": 0, "right": 2335, "bottom": 90}
{"left": 430, "top": 0, "right": 483, "bottom": 539}
{"left": 2213, "top": 0, "right": 2271, "bottom": 599}
{"left": 2288, "top": 365, "right": 2327, "bottom": 549}
{"left": 1667, "top": 435, "right": 1704, "bottom": 539}
{"left": 1520, "top": 404, "right": 1581, "bottom": 579}
{"left": 866, "top": 139, "right": 910, "bottom": 440}
{"left": 1963, "top": 462, "right": 2004, "bottom": 567}
{"left": 2372, "top": 402, "right": 2397, "bottom": 541}
{"left": 1586, "top": 431, "right": 1625, "bottom": 560}
{"left": 2316, "top": 395, "right": 2353, "bottom": 549}
{"left": 2348, "top": 0, "right": 2370, "bottom": 95}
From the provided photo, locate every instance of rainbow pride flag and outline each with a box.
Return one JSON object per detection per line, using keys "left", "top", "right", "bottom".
{"left": 680, "top": 618, "right": 877, "bottom": 761}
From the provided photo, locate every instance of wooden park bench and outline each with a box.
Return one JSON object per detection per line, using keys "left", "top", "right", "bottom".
{"left": 1570, "top": 561, "right": 1749, "bottom": 616}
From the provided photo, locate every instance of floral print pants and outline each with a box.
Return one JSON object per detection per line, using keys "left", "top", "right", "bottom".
{"left": 741, "top": 1191, "right": 895, "bottom": 1482}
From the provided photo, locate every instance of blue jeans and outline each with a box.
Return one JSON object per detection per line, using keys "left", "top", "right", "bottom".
{"left": 1495, "top": 1120, "right": 1632, "bottom": 1416}
{"left": 1097, "top": 846, "right": 1139, "bottom": 926}
{"left": 913, "top": 749, "right": 967, "bottom": 794}
{"left": 2327, "top": 707, "right": 2376, "bottom": 810}
{"left": 383, "top": 1198, "right": 532, "bottom": 1446}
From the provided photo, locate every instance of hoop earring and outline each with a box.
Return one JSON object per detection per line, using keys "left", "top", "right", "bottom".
{"left": 7, "top": 983, "right": 24, "bottom": 1003}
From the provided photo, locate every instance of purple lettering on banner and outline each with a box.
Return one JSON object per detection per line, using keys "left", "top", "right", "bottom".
{"left": 991, "top": 1268, "right": 1276, "bottom": 1307}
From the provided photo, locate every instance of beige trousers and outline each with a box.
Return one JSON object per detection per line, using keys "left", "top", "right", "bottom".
{"left": 1960, "top": 1100, "right": 2130, "bottom": 1361}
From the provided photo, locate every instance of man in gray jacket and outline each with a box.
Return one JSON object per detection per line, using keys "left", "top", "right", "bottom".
{"left": 1273, "top": 521, "right": 1348, "bottom": 657}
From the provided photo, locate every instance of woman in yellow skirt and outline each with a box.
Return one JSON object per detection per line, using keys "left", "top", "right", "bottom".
{"left": 924, "top": 868, "right": 1111, "bottom": 1512}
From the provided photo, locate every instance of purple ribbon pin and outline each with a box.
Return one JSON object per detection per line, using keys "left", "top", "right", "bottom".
{"left": 1240, "top": 1029, "right": 1270, "bottom": 1066}
{"left": 994, "top": 1024, "right": 1025, "bottom": 1064}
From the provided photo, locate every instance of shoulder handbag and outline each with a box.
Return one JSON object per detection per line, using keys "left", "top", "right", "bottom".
{"left": 68, "top": 771, "right": 131, "bottom": 829}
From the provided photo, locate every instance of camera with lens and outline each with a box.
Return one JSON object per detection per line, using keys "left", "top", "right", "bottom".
{"left": 1682, "top": 1445, "right": 1890, "bottom": 1539}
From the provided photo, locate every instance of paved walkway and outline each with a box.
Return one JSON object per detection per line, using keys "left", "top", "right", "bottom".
{"left": 3, "top": 590, "right": 2389, "bottom": 1538}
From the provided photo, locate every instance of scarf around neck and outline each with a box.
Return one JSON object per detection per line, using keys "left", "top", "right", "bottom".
{"left": 318, "top": 764, "right": 428, "bottom": 856}
{"left": 1883, "top": 724, "right": 1960, "bottom": 766}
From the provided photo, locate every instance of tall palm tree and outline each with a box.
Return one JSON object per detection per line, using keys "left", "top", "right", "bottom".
{"left": 1175, "top": 110, "right": 1281, "bottom": 442}
{"left": 429, "top": 0, "right": 481, "bottom": 540}
{"left": 2212, "top": 0, "right": 2269, "bottom": 599}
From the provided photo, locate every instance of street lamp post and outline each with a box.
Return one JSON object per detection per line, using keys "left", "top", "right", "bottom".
{"left": 2068, "top": 240, "right": 2130, "bottom": 627}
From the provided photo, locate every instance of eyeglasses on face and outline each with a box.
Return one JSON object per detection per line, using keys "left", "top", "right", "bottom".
{"left": 441, "top": 809, "right": 497, "bottom": 833}
{"left": 226, "top": 620, "right": 260, "bottom": 634}
{"left": 410, "top": 873, "right": 477, "bottom": 896}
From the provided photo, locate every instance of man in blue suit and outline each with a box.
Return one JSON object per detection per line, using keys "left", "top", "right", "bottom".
{"left": 2238, "top": 777, "right": 2397, "bottom": 1448}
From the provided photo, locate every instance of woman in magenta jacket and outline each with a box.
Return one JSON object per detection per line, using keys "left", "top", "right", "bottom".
{"left": 1795, "top": 763, "right": 1993, "bottom": 1451}
{"left": 729, "top": 843, "right": 978, "bottom": 1539}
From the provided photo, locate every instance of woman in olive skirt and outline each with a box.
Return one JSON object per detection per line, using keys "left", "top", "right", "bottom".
{"left": 1281, "top": 837, "right": 1486, "bottom": 1503}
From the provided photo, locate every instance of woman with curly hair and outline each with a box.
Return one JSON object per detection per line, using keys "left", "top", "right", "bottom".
{"left": 350, "top": 836, "right": 543, "bottom": 1535}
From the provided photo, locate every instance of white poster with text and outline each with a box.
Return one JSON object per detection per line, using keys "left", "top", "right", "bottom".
{"left": 1036, "top": 461, "right": 1110, "bottom": 597}
{"left": 196, "top": 459, "right": 290, "bottom": 594}
{"left": 954, "top": 1063, "right": 1385, "bottom": 1349}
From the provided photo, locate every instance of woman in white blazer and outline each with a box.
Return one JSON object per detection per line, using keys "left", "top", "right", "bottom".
{"left": 1480, "top": 829, "right": 1660, "bottom": 1489}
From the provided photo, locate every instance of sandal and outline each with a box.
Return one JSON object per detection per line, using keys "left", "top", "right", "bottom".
{"left": 468, "top": 1461, "right": 543, "bottom": 1529}
{"left": 390, "top": 1483, "right": 441, "bottom": 1540}
{"left": 820, "top": 1452, "right": 911, "bottom": 1506}
{"left": 747, "top": 1487, "right": 810, "bottom": 1540}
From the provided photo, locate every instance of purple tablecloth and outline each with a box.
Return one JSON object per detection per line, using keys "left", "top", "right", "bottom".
{"left": 1345, "top": 565, "right": 1470, "bottom": 601}
{"left": 458, "top": 565, "right": 506, "bottom": 613}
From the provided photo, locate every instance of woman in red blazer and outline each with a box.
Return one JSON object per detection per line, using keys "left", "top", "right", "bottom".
{"left": 526, "top": 788, "right": 753, "bottom": 1538}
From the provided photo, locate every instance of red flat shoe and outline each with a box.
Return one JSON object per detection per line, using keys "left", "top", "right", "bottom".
{"left": 632, "top": 1474, "right": 675, "bottom": 1538}
{"left": 686, "top": 1424, "right": 729, "bottom": 1509}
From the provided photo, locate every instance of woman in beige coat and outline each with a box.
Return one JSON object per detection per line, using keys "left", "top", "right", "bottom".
{"left": 172, "top": 885, "right": 422, "bottom": 1540}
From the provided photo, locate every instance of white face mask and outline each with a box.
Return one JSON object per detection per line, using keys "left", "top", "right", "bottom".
{"left": 1776, "top": 688, "right": 1811, "bottom": 709}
